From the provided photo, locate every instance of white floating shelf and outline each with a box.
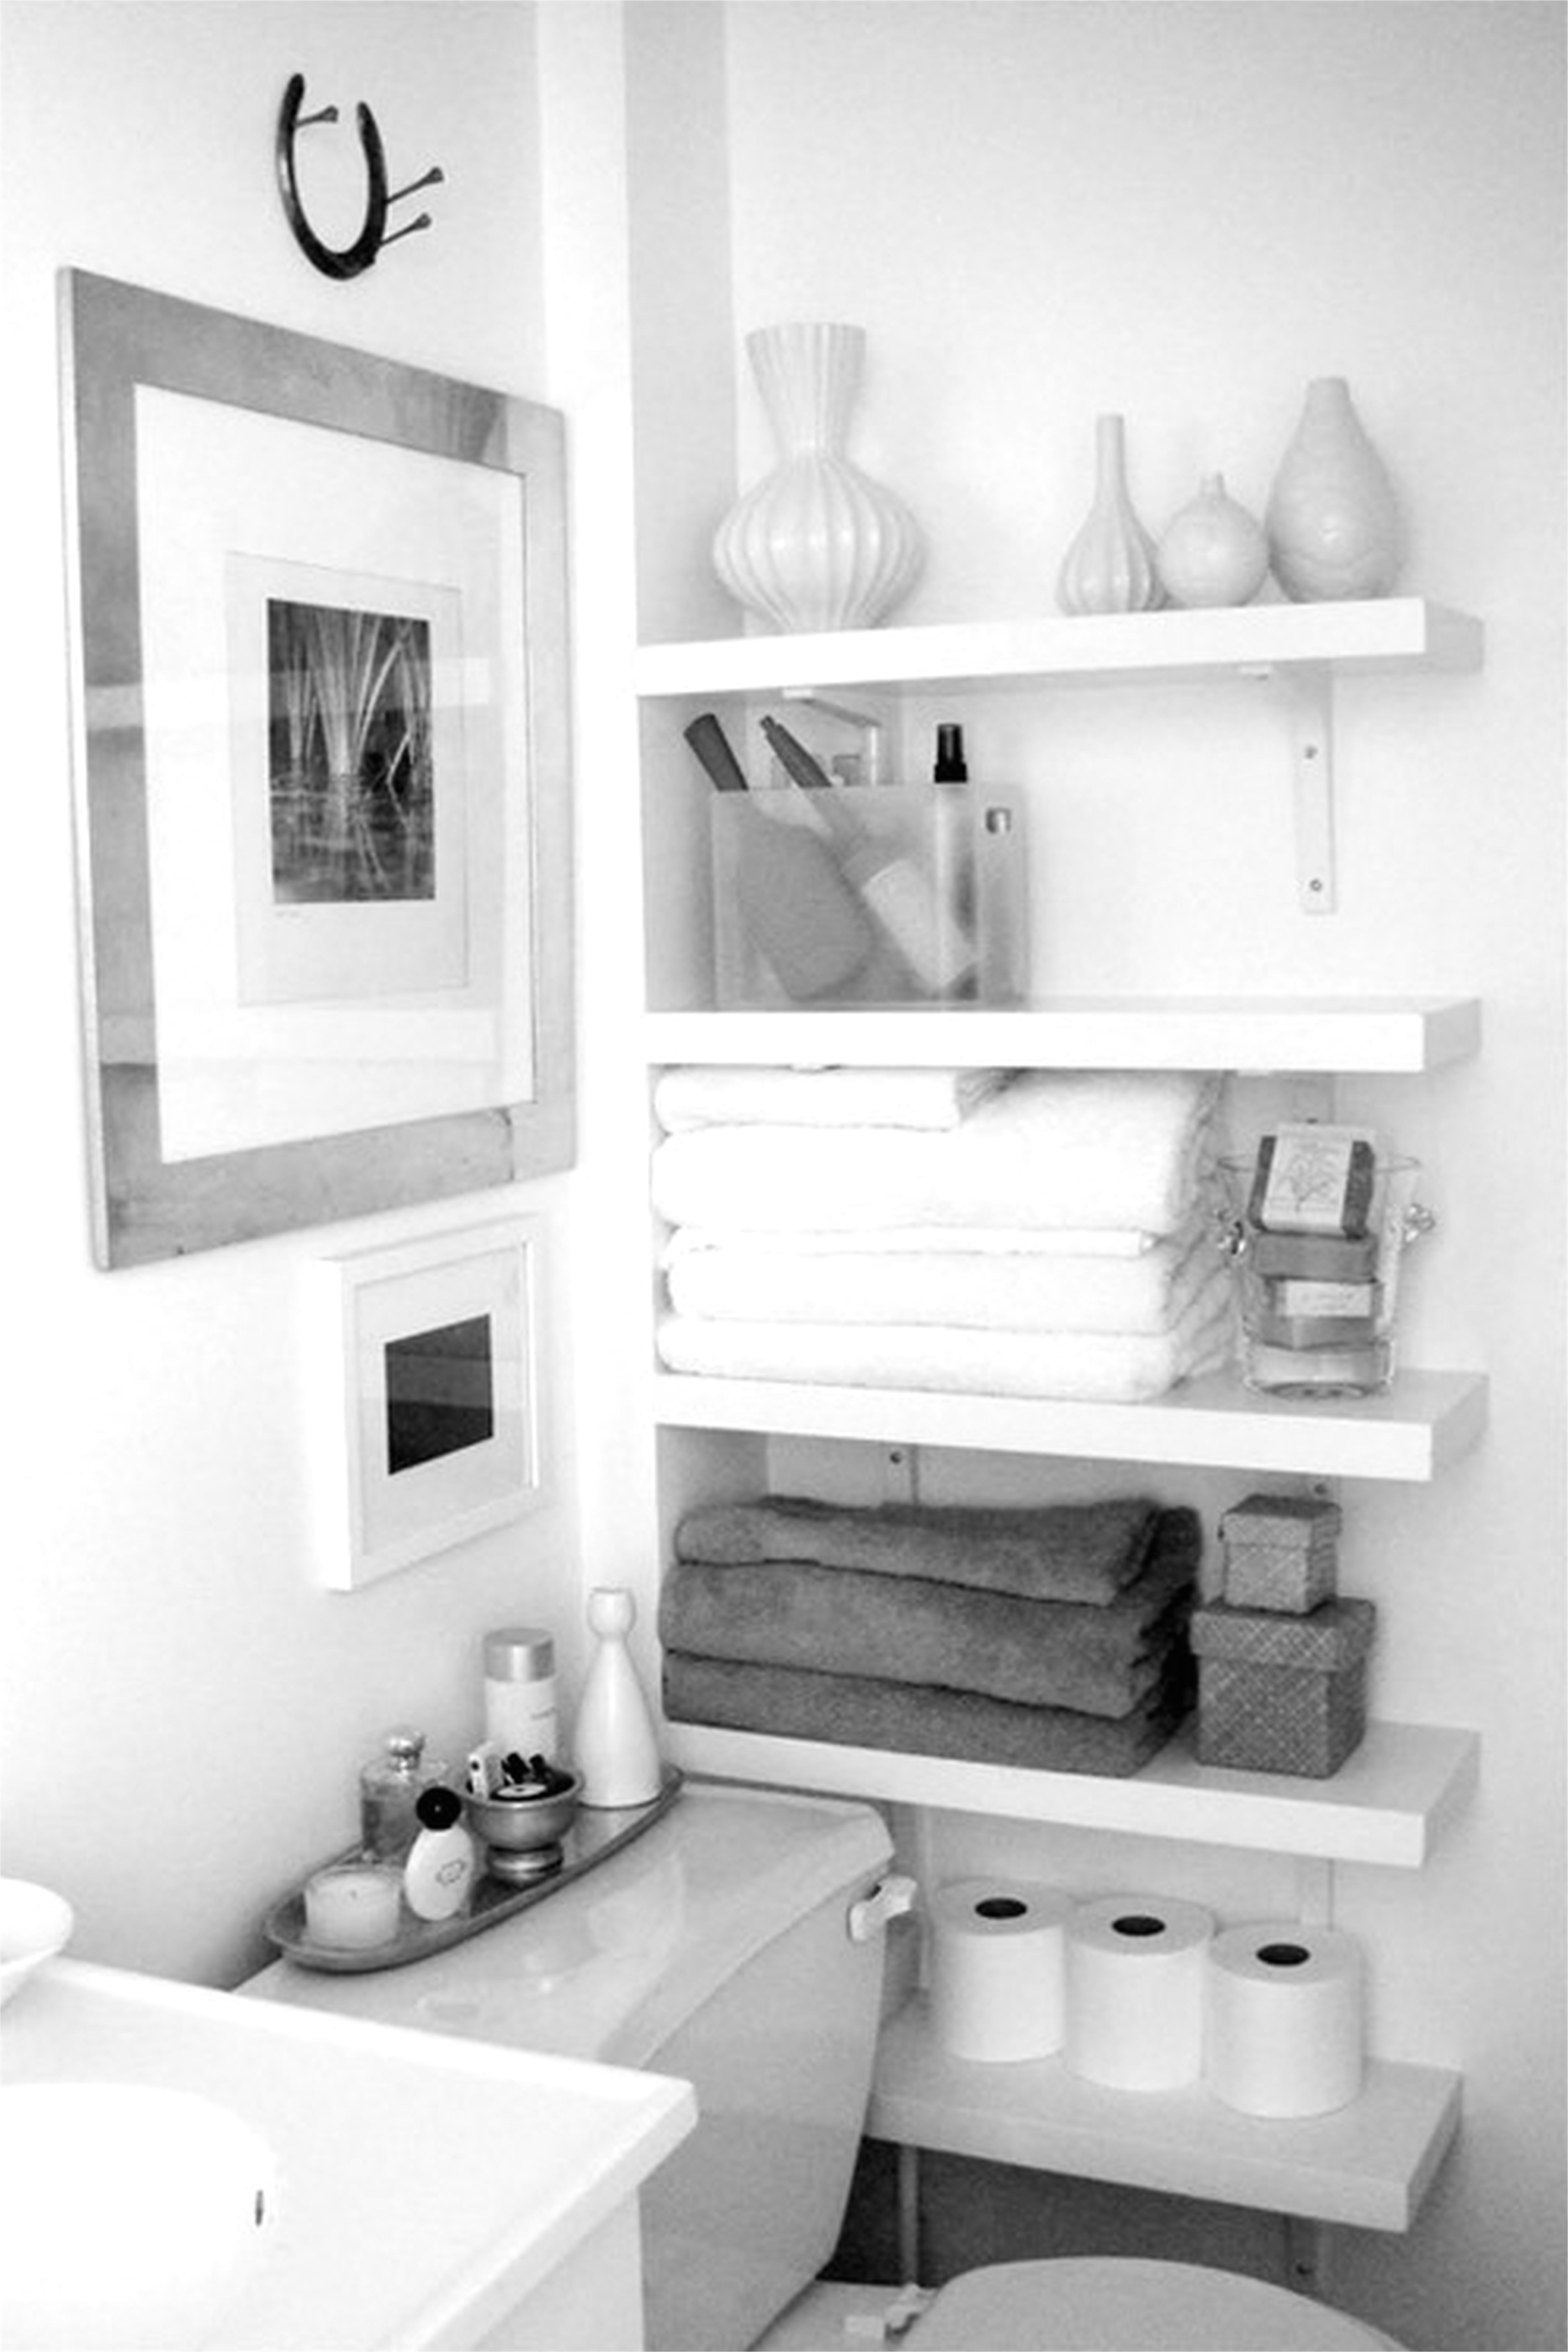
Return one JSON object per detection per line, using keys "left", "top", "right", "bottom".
{"left": 644, "top": 997, "right": 1481, "bottom": 1074}
{"left": 635, "top": 599, "right": 1483, "bottom": 700}
{"left": 653, "top": 1368, "right": 1488, "bottom": 1482}
{"left": 868, "top": 1995, "right": 1461, "bottom": 2233}
{"left": 665, "top": 1718, "right": 1478, "bottom": 1868}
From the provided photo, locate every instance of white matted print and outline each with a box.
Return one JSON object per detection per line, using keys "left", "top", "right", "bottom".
{"left": 310, "top": 1219, "right": 544, "bottom": 1590}
{"left": 136, "top": 386, "right": 529, "bottom": 1160}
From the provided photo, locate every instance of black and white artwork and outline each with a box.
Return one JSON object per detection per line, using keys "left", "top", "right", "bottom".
{"left": 267, "top": 599, "right": 437, "bottom": 907}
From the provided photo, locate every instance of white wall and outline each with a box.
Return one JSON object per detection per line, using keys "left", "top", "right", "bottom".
{"left": 0, "top": 4, "right": 1561, "bottom": 2347}
{"left": 0, "top": 0, "right": 596, "bottom": 1989}
{"left": 692, "top": 7, "right": 1563, "bottom": 2349}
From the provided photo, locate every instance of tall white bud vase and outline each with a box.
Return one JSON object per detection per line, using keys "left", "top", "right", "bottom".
{"left": 1056, "top": 413, "right": 1163, "bottom": 615}
{"left": 1265, "top": 376, "right": 1403, "bottom": 601}
{"left": 574, "top": 1588, "right": 663, "bottom": 1809}
{"left": 713, "top": 322, "right": 924, "bottom": 633}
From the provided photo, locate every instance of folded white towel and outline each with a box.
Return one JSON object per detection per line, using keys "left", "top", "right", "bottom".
{"left": 657, "top": 1280, "right": 1236, "bottom": 1404}
{"left": 650, "top": 1070, "right": 1222, "bottom": 1239}
{"left": 654, "top": 1065, "right": 1012, "bottom": 1131}
{"left": 664, "top": 1223, "right": 1165, "bottom": 1262}
{"left": 665, "top": 1224, "right": 1216, "bottom": 1335}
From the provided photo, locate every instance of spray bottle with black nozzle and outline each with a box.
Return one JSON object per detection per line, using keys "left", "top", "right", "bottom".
{"left": 929, "top": 722, "right": 981, "bottom": 1001}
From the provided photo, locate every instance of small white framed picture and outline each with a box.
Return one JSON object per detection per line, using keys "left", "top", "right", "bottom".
{"left": 309, "top": 1218, "right": 543, "bottom": 1590}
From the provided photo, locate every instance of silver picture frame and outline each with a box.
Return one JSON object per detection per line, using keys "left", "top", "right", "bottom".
{"left": 60, "top": 269, "right": 574, "bottom": 1268}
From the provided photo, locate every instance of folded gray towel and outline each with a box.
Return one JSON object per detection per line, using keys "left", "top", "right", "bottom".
{"left": 662, "top": 1650, "right": 1191, "bottom": 1778}
{"left": 657, "top": 1529, "right": 1197, "bottom": 1720}
{"left": 672, "top": 1493, "right": 1169, "bottom": 1606}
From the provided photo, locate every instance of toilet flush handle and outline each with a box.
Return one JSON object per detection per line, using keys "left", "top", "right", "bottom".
{"left": 847, "top": 1875, "right": 919, "bottom": 1942}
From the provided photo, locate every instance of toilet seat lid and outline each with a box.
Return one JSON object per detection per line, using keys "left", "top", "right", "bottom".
{"left": 905, "top": 2259, "right": 1399, "bottom": 2350}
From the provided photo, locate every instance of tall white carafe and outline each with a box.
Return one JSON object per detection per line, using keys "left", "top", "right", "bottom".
{"left": 573, "top": 1587, "right": 663, "bottom": 1808}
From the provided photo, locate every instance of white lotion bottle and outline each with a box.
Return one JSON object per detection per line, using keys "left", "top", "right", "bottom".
{"left": 403, "top": 1785, "right": 477, "bottom": 1921}
{"left": 574, "top": 1588, "right": 663, "bottom": 1809}
{"left": 483, "top": 1626, "right": 559, "bottom": 1762}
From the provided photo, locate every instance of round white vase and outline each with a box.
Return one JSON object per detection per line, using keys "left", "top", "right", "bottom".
{"left": 1056, "top": 412, "right": 1163, "bottom": 616}
{"left": 713, "top": 322, "right": 923, "bottom": 633}
{"left": 1155, "top": 472, "right": 1270, "bottom": 608}
{"left": 1265, "top": 376, "right": 1403, "bottom": 602}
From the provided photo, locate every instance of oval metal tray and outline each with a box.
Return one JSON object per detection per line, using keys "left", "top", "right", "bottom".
{"left": 263, "top": 1768, "right": 683, "bottom": 1973}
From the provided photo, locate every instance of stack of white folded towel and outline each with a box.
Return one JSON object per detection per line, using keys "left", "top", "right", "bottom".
{"left": 651, "top": 1065, "right": 1234, "bottom": 1403}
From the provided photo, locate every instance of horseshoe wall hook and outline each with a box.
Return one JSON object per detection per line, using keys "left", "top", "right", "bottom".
{"left": 275, "top": 72, "right": 444, "bottom": 280}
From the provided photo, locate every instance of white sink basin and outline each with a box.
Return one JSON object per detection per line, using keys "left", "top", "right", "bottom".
{"left": 0, "top": 2082, "right": 277, "bottom": 2350}
{"left": 0, "top": 1877, "right": 74, "bottom": 2006}
{"left": 2, "top": 1957, "right": 695, "bottom": 2349}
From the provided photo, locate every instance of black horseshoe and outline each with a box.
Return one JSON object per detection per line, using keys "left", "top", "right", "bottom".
{"left": 275, "top": 73, "right": 442, "bottom": 280}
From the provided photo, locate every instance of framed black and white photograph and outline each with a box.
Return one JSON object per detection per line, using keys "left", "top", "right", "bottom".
{"left": 60, "top": 270, "right": 574, "bottom": 1268}
{"left": 309, "top": 1218, "right": 544, "bottom": 1591}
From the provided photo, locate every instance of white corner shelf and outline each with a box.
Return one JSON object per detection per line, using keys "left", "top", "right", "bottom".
{"left": 634, "top": 598, "right": 1483, "bottom": 701}
{"left": 867, "top": 1994, "right": 1461, "bottom": 2233}
{"left": 653, "top": 1367, "right": 1488, "bottom": 1483}
{"left": 666, "top": 1717, "right": 1478, "bottom": 1869}
{"left": 644, "top": 996, "right": 1481, "bottom": 1074}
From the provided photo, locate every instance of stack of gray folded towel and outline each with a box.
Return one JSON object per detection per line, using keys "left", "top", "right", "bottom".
{"left": 660, "top": 1493, "right": 1200, "bottom": 1777}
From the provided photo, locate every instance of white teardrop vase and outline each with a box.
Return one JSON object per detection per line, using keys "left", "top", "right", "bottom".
{"left": 713, "top": 322, "right": 924, "bottom": 633}
{"left": 1265, "top": 376, "right": 1402, "bottom": 602}
{"left": 1056, "top": 412, "right": 1164, "bottom": 616}
{"left": 572, "top": 1587, "right": 663, "bottom": 1809}
{"left": 1155, "top": 472, "right": 1270, "bottom": 608}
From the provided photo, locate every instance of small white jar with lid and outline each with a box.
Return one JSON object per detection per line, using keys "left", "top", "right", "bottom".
{"left": 483, "top": 1626, "right": 559, "bottom": 1762}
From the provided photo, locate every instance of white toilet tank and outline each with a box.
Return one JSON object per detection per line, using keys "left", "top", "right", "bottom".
{"left": 246, "top": 1783, "right": 895, "bottom": 2352}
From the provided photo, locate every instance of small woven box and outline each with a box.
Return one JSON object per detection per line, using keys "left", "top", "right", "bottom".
{"left": 1220, "top": 1493, "right": 1342, "bottom": 1614}
{"left": 1191, "top": 1597, "right": 1375, "bottom": 1777}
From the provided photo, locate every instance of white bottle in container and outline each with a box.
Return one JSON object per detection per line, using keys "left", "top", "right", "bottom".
{"left": 976, "top": 799, "right": 1029, "bottom": 1004}
{"left": 483, "top": 1627, "right": 559, "bottom": 1762}
{"left": 573, "top": 1589, "right": 663, "bottom": 1809}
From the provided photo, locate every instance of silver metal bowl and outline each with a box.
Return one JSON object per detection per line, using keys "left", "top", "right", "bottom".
{"left": 464, "top": 1772, "right": 581, "bottom": 1859}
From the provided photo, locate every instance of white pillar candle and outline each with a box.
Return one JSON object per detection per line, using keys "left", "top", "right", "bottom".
{"left": 303, "top": 1863, "right": 401, "bottom": 1951}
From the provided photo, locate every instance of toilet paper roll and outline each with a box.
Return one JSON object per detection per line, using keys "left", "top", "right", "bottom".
{"left": 1204, "top": 1922, "right": 1365, "bottom": 2117}
{"left": 1065, "top": 1894, "right": 1215, "bottom": 2090}
{"left": 928, "top": 1879, "right": 1074, "bottom": 2062}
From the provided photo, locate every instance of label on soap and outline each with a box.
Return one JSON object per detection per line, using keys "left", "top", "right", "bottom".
{"left": 1248, "top": 1126, "right": 1377, "bottom": 1237}
{"left": 1276, "top": 1279, "right": 1380, "bottom": 1319}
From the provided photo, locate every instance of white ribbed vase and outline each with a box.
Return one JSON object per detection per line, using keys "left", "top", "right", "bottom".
{"left": 713, "top": 322, "right": 923, "bottom": 633}
{"left": 1056, "top": 412, "right": 1163, "bottom": 616}
{"left": 1265, "top": 376, "right": 1403, "bottom": 602}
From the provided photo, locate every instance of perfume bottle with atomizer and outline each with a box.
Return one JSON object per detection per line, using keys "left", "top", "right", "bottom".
{"left": 358, "top": 1726, "right": 448, "bottom": 1865}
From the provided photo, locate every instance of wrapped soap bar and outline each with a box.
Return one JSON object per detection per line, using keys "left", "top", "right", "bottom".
{"left": 1258, "top": 1308, "right": 1381, "bottom": 1348}
{"left": 1249, "top": 1229, "right": 1381, "bottom": 1280}
{"left": 1258, "top": 1276, "right": 1382, "bottom": 1349}
{"left": 1247, "top": 1126, "right": 1377, "bottom": 1237}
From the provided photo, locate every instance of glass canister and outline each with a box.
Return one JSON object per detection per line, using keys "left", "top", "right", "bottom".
{"left": 359, "top": 1727, "right": 444, "bottom": 1864}
{"left": 1216, "top": 1152, "right": 1433, "bottom": 1397}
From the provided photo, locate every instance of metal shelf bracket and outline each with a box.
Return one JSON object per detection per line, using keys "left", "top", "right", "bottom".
{"left": 1245, "top": 661, "right": 1338, "bottom": 914}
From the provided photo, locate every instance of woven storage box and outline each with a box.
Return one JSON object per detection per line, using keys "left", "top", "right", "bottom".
{"left": 1220, "top": 1493, "right": 1342, "bottom": 1614}
{"left": 1192, "top": 1597, "right": 1375, "bottom": 1777}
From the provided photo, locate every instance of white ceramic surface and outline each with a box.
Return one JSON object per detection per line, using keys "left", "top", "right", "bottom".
{"left": 0, "top": 1877, "right": 74, "bottom": 2005}
{"left": 714, "top": 322, "right": 923, "bottom": 632}
{"left": 8, "top": 1957, "right": 693, "bottom": 2350}
{"left": 0, "top": 2083, "right": 276, "bottom": 2350}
